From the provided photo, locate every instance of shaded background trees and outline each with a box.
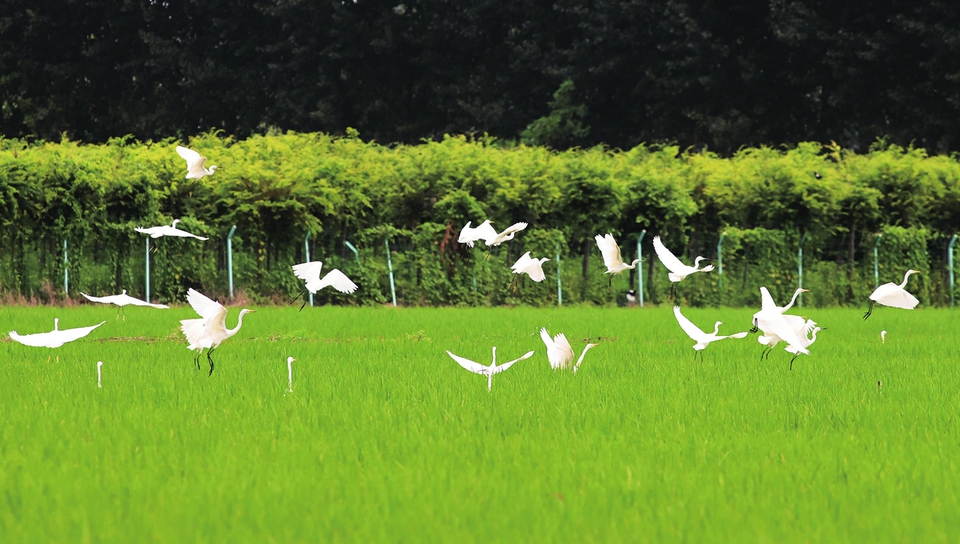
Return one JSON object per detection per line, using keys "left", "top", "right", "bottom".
{"left": 3, "top": 0, "right": 960, "bottom": 153}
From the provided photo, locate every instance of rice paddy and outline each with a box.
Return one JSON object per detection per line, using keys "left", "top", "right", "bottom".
{"left": 1, "top": 304, "right": 958, "bottom": 542}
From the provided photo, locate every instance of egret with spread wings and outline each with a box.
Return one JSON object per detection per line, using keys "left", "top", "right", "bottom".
{"left": 180, "top": 288, "right": 255, "bottom": 376}
{"left": 446, "top": 347, "right": 534, "bottom": 391}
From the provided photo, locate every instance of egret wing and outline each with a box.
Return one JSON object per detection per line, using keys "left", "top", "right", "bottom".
{"left": 176, "top": 145, "right": 201, "bottom": 162}
{"left": 186, "top": 288, "right": 226, "bottom": 322}
{"left": 595, "top": 234, "right": 622, "bottom": 270}
{"left": 496, "top": 350, "right": 535, "bottom": 373}
{"left": 319, "top": 269, "right": 358, "bottom": 294}
{"left": 873, "top": 285, "right": 919, "bottom": 309}
{"left": 673, "top": 306, "right": 707, "bottom": 342}
{"left": 523, "top": 260, "right": 547, "bottom": 282}
{"left": 180, "top": 317, "right": 208, "bottom": 350}
{"left": 134, "top": 226, "right": 165, "bottom": 238}
{"left": 81, "top": 292, "right": 116, "bottom": 304}
{"left": 166, "top": 227, "right": 208, "bottom": 240}
{"left": 446, "top": 350, "right": 487, "bottom": 374}
{"left": 497, "top": 222, "right": 528, "bottom": 238}
{"left": 474, "top": 221, "right": 498, "bottom": 244}
{"left": 541, "top": 328, "right": 574, "bottom": 369}
{"left": 653, "top": 236, "right": 687, "bottom": 274}
{"left": 55, "top": 321, "right": 105, "bottom": 344}
{"left": 511, "top": 252, "right": 533, "bottom": 272}
{"left": 8, "top": 330, "right": 57, "bottom": 347}
{"left": 121, "top": 294, "right": 169, "bottom": 309}
{"left": 292, "top": 261, "right": 324, "bottom": 292}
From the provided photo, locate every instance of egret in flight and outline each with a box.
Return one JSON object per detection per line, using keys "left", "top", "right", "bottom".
{"left": 539, "top": 327, "right": 598, "bottom": 372}
{"left": 652, "top": 236, "right": 714, "bottom": 298}
{"left": 595, "top": 234, "right": 640, "bottom": 288}
{"left": 135, "top": 219, "right": 208, "bottom": 240}
{"left": 176, "top": 145, "right": 217, "bottom": 179}
{"left": 749, "top": 287, "right": 807, "bottom": 333}
{"left": 864, "top": 269, "right": 920, "bottom": 320}
{"left": 458, "top": 220, "right": 528, "bottom": 247}
{"left": 672, "top": 306, "right": 748, "bottom": 362}
{"left": 291, "top": 261, "right": 358, "bottom": 310}
{"left": 81, "top": 289, "right": 168, "bottom": 318}
{"left": 9, "top": 318, "right": 105, "bottom": 348}
{"left": 180, "top": 288, "right": 255, "bottom": 376}
{"left": 784, "top": 321, "right": 825, "bottom": 370}
{"left": 446, "top": 347, "right": 534, "bottom": 391}
{"left": 510, "top": 252, "right": 550, "bottom": 290}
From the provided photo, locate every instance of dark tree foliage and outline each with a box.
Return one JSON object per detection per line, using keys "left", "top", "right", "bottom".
{"left": 2, "top": 0, "right": 959, "bottom": 153}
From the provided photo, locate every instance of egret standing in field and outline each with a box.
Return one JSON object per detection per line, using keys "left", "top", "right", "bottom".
{"left": 291, "top": 261, "right": 358, "bottom": 310}
{"left": 510, "top": 251, "right": 550, "bottom": 290}
{"left": 652, "top": 236, "right": 715, "bottom": 298}
{"left": 135, "top": 219, "right": 208, "bottom": 240}
{"left": 539, "top": 327, "right": 599, "bottom": 372}
{"left": 9, "top": 318, "right": 105, "bottom": 348}
{"left": 81, "top": 289, "right": 169, "bottom": 319}
{"left": 446, "top": 347, "right": 534, "bottom": 391}
{"left": 864, "top": 269, "right": 920, "bottom": 320}
{"left": 180, "top": 288, "right": 255, "bottom": 376}
{"left": 176, "top": 145, "right": 217, "bottom": 179}
{"left": 595, "top": 234, "right": 641, "bottom": 288}
{"left": 672, "top": 306, "right": 749, "bottom": 362}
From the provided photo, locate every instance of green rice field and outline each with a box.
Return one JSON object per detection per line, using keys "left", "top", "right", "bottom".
{"left": 1, "top": 303, "right": 958, "bottom": 542}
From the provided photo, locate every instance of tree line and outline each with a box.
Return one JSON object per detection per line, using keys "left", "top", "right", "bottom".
{"left": 0, "top": 133, "right": 957, "bottom": 307}
{"left": 2, "top": 1, "right": 960, "bottom": 154}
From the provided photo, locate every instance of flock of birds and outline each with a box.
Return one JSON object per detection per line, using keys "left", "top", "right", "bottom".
{"left": 3, "top": 146, "right": 925, "bottom": 391}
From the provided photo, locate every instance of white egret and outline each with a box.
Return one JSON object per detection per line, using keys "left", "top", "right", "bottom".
{"left": 864, "top": 269, "right": 920, "bottom": 320}
{"left": 749, "top": 287, "right": 807, "bottom": 333}
{"left": 176, "top": 145, "right": 217, "bottom": 179}
{"left": 483, "top": 221, "right": 528, "bottom": 247}
{"left": 458, "top": 220, "right": 497, "bottom": 248}
{"left": 291, "top": 261, "right": 358, "bottom": 310}
{"left": 135, "top": 219, "right": 209, "bottom": 240}
{"left": 752, "top": 287, "right": 809, "bottom": 359}
{"left": 595, "top": 234, "right": 641, "bottom": 275}
{"left": 179, "top": 288, "right": 255, "bottom": 376}
{"left": 539, "top": 327, "right": 598, "bottom": 372}
{"left": 510, "top": 252, "right": 550, "bottom": 285}
{"left": 652, "top": 236, "right": 714, "bottom": 297}
{"left": 446, "top": 347, "right": 534, "bottom": 391}
{"left": 672, "top": 306, "right": 748, "bottom": 362}
{"left": 97, "top": 361, "right": 103, "bottom": 388}
{"left": 784, "top": 321, "right": 824, "bottom": 370}
{"left": 9, "top": 318, "right": 105, "bottom": 348}
{"left": 81, "top": 289, "right": 168, "bottom": 318}
{"left": 286, "top": 356, "right": 295, "bottom": 393}
{"left": 881, "top": 330, "right": 887, "bottom": 343}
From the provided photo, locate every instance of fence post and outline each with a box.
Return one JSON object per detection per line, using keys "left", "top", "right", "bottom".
{"left": 873, "top": 234, "right": 883, "bottom": 288}
{"left": 344, "top": 241, "right": 361, "bottom": 265}
{"left": 637, "top": 230, "right": 646, "bottom": 307}
{"left": 145, "top": 237, "right": 150, "bottom": 303}
{"left": 62, "top": 239, "right": 69, "bottom": 295}
{"left": 798, "top": 232, "right": 807, "bottom": 308}
{"left": 304, "top": 230, "right": 313, "bottom": 307}
{"left": 716, "top": 231, "right": 726, "bottom": 289}
{"left": 949, "top": 234, "right": 958, "bottom": 308}
{"left": 556, "top": 243, "right": 562, "bottom": 306}
{"left": 227, "top": 225, "right": 237, "bottom": 299}
{"left": 385, "top": 238, "right": 397, "bottom": 306}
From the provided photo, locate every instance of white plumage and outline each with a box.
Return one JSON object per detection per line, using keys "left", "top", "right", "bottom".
{"left": 539, "top": 327, "right": 598, "bottom": 372}
{"left": 458, "top": 220, "right": 527, "bottom": 247}
{"left": 179, "top": 288, "right": 254, "bottom": 375}
{"left": 595, "top": 234, "right": 640, "bottom": 275}
{"left": 135, "top": 219, "right": 208, "bottom": 240}
{"left": 446, "top": 347, "right": 534, "bottom": 391}
{"left": 9, "top": 318, "right": 105, "bottom": 348}
{"left": 291, "top": 261, "right": 358, "bottom": 294}
{"left": 81, "top": 289, "right": 169, "bottom": 309}
{"left": 652, "top": 236, "right": 715, "bottom": 282}
{"left": 672, "top": 306, "right": 748, "bottom": 354}
{"left": 511, "top": 252, "right": 550, "bottom": 282}
{"left": 752, "top": 287, "right": 809, "bottom": 358}
{"left": 864, "top": 269, "right": 920, "bottom": 319}
{"left": 176, "top": 145, "right": 217, "bottom": 179}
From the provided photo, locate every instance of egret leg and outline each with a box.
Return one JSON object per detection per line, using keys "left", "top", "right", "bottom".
{"left": 508, "top": 275, "right": 520, "bottom": 293}
{"left": 607, "top": 275, "right": 613, "bottom": 291}
{"left": 193, "top": 350, "right": 201, "bottom": 370}
{"left": 670, "top": 282, "right": 677, "bottom": 299}
{"left": 789, "top": 353, "right": 799, "bottom": 370}
{"left": 863, "top": 300, "right": 875, "bottom": 320}
{"left": 760, "top": 346, "right": 771, "bottom": 361}
{"left": 207, "top": 348, "right": 216, "bottom": 376}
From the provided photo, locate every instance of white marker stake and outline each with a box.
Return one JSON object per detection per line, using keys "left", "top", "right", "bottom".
{"left": 286, "top": 356, "right": 295, "bottom": 393}
{"left": 881, "top": 330, "right": 887, "bottom": 343}
{"left": 97, "top": 361, "right": 103, "bottom": 388}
